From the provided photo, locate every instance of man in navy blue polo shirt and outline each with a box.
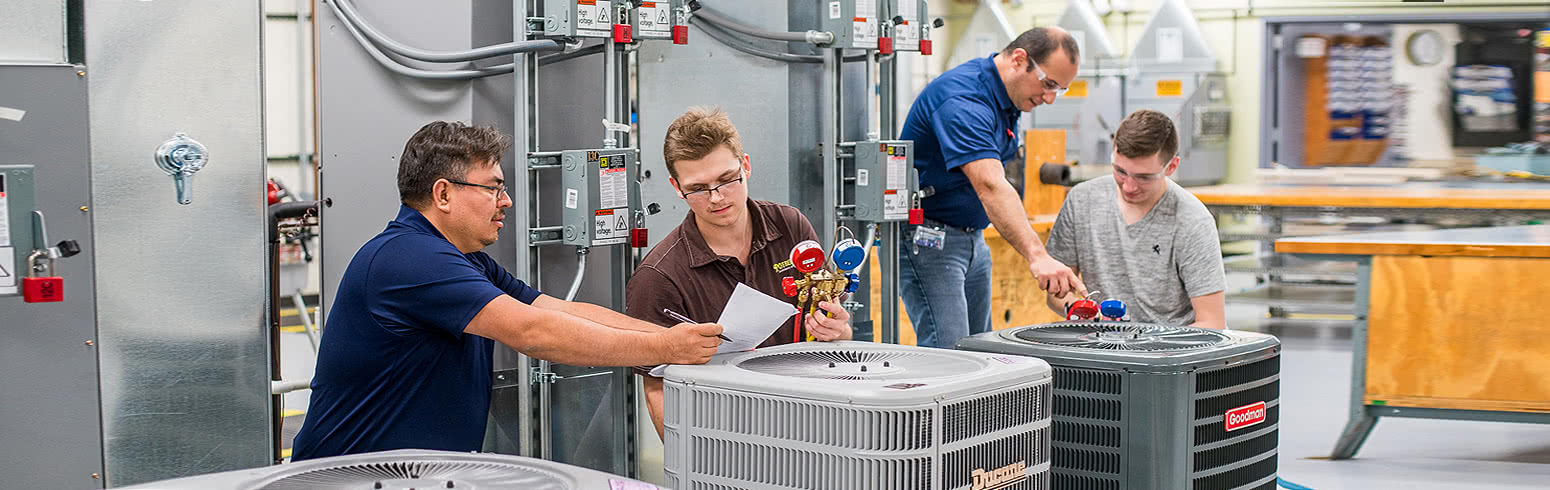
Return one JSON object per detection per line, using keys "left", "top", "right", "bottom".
{"left": 897, "top": 27, "right": 1084, "bottom": 349}
{"left": 291, "top": 121, "right": 723, "bottom": 460}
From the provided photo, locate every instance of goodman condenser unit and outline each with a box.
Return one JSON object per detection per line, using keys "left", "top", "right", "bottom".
{"left": 121, "top": 449, "right": 657, "bottom": 489}
{"left": 957, "top": 322, "right": 1281, "bottom": 490}
{"left": 663, "top": 340, "right": 1053, "bottom": 490}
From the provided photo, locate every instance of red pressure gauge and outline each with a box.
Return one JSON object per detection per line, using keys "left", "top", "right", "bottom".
{"left": 790, "top": 240, "right": 826, "bottom": 274}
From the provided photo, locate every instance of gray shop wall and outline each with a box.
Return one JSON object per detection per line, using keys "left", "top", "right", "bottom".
{"left": 0, "top": 64, "right": 104, "bottom": 489}
{"left": 83, "top": 0, "right": 272, "bottom": 485}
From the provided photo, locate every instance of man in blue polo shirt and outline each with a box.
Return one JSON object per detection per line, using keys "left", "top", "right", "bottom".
{"left": 898, "top": 27, "right": 1084, "bottom": 349}
{"left": 291, "top": 121, "right": 723, "bottom": 460}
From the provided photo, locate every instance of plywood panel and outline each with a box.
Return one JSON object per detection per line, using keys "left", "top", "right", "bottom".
{"left": 1023, "top": 129, "right": 1069, "bottom": 217}
{"left": 1364, "top": 255, "right": 1550, "bottom": 412}
{"left": 1190, "top": 184, "right": 1550, "bottom": 210}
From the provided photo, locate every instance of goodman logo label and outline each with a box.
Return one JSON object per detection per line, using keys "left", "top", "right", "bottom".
{"left": 1224, "top": 401, "right": 1267, "bottom": 432}
{"left": 970, "top": 460, "right": 1027, "bottom": 490}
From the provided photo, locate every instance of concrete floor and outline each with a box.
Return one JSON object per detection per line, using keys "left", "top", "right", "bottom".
{"left": 275, "top": 302, "right": 1550, "bottom": 488}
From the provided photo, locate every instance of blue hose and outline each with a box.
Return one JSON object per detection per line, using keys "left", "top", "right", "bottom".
{"left": 1278, "top": 477, "right": 1315, "bottom": 490}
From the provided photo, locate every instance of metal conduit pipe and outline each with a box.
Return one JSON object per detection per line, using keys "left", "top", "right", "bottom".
{"left": 334, "top": 0, "right": 563, "bottom": 62}
{"left": 692, "top": 5, "right": 834, "bottom": 45}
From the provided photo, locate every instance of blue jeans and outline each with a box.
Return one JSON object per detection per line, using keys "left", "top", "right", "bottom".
{"left": 898, "top": 223, "right": 993, "bottom": 349}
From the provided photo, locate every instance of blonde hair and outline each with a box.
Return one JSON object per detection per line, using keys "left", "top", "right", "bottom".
{"left": 662, "top": 106, "right": 743, "bottom": 178}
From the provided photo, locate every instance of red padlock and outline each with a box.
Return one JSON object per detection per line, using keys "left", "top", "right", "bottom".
{"left": 1067, "top": 299, "right": 1098, "bottom": 321}
{"left": 781, "top": 276, "right": 798, "bottom": 297}
{"left": 790, "top": 240, "right": 826, "bottom": 274}
{"left": 908, "top": 208, "right": 924, "bottom": 225}
{"left": 920, "top": 39, "right": 932, "bottom": 55}
{"left": 878, "top": 37, "right": 894, "bottom": 55}
{"left": 22, "top": 252, "right": 62, "bottom": 303}
{"left": 672, "top": 25, "right": 689, "bottom": 45}
{"left": 630, "top": 228, "right": 648, "bottom": 248}
{"left": 613, "top": 24, "right": 633, "bottom": 43}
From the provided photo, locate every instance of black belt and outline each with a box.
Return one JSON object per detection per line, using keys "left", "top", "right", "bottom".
{"left": 915, "top": 217, "right": 981, "bottom": 234}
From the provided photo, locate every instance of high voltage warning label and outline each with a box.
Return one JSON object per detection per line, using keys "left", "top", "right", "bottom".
{"left": 575, "top": 0, "right": 612, "bottom": 37}
{"left": 592, "top": 208, "right": 629, "bottom": 246}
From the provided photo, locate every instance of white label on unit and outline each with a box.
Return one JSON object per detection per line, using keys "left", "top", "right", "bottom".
{"left": 637, "top": 2, "right": 670, "bottom": 36}
{"left": 565, "top": 188, "right": 579, "bottom": 209}
{"left": 0, "top": 246, "right": 14, "bottom": 293}
{"left": 1295, "top": 37, "right": 1327, "bottom": 58}
{"left": 575, "top": 0, "right": 612, "bottom": 37}
{"left": 886, "top": 152, "right": 905, "bottom": 190}
{"left": 829, "top": 1, "right": 841, "bottom": 19}
{"left": 0, "top": 106, "right": 24, "bottom": 122}
{"left": 598, "top": 156, "right": 628, "bottom": 210}
{"left": 1156, "top": 27, "right": 1183, "bottom": 63}
{"left": 591, "top": 208, "right": 628, "bottom": 246}
{"left": 856, "top": 169, "right": 869, "bottom": 186}
{"left": 852, "top": 0, "right": 877, "bottom": 48}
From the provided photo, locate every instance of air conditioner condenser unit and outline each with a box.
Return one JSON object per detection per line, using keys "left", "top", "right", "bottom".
{"left": 121, "top": 449, "right": 657, "bottom": 489}
{"left": 957, "top": 322, "right": 1281, "bottom": 490}
{"left": 663, "top": 340, "right": 1054, "bottom": 490}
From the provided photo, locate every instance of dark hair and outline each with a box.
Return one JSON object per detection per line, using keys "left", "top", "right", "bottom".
{"left": 1003, "top": 27, "right": 1079, "bottom": 71}
{"left": 1113, "top": 110, "right": 1179, "bottom": 164}
{"left": 397, "top": 121, "right": 512, "bottom": 209}
{"left": 662, "top": 106, "right": 743, "bottom": 179}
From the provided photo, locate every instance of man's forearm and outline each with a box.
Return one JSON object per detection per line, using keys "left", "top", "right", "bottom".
{"left": 536, "top": 295, "right": 665, "bottom": 333}
{"left": 980, "top": 181, "right": 1051, "bottom": 263}
{"left": 508, "top": 309, "right": 667, "bottom": 365}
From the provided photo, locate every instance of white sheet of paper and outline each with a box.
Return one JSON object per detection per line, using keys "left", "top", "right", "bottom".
{"left": 649, "top": 282, "right": 798, "bottom": 377}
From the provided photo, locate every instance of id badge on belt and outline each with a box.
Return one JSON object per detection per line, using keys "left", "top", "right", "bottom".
{"left": 912, "top": 225, "right": 946, "bottom": 253}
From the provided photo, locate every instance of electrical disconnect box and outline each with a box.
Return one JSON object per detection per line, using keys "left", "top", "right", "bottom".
{"left": 818, "top": 0, "right": 881, "bottom": 49}
{"left": 540, "top": 0, "right": 624, "bottom": 39}
{"left": 631, "top": 0, "right": 680, "bottom": 40}
{"left": 886, "top": 0, "right": 930, "bottom": 52}
{"left": 559, "top": 149, "right": 639, "bottom": 247}
{"left": 0, "top": 165, "right": 35, "bottom": 296}
{"left": 852, "top": 141, "right": 917, "bottom": 222}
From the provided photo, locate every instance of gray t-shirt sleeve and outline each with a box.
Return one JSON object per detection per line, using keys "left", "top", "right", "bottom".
{"left": 1175, "top": 208, "right": 1227, "bottom": 298}
{"left": 1046, "top": 193, "right": 1080, "bottom": 269}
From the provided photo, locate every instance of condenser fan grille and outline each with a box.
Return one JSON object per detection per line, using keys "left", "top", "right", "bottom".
{"left": 735, "top": 349, "right": 985, "bottom": 380}
{"left": 1013, "top": 322, "right": 1230, "bottom": 351}
{"left": 259, "top": 460, "right": 569, "bottom": 490}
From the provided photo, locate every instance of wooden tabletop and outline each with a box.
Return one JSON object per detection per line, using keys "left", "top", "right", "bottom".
{"left": 1276, "top": 225, "right": 1550, "bottom": 258}
{"left": 1189, "top": 183, "right": 1550, "bottom": 210}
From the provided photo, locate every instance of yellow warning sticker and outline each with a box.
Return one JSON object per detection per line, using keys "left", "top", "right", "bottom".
{"left": 1156, "top": 80, "right": 1183, "bottom": 97}
{"left": 1065, "top": 79, "right": 1088, "bottom": 98}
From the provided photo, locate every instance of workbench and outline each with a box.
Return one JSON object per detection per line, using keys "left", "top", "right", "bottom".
{"left": 1276, "top": 225, "right": 1550, "bottom": 459}
{"left": 1189, "top": 182, "right": 1550, "bottom": 327}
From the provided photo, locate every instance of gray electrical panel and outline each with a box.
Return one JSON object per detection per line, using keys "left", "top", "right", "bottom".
{"left": 632, "top": 0, "right": 679, "bottom": 40}
{"left": 0, "top": 165, "right": 34, "bottom": 295}
{"left": 885, "top": 0, "right": 930, "bottom": 52}
{"left": 818, "top": 0, "right": 882, "bottom": 49}
{"left": 540, "top": 0, "right": 623, "bottom": 39}
{"left": 852, "top": 141, "right": 916, "bottom": 222}
{"left": 559, "top": 149, "right": 639, "bottom": 247}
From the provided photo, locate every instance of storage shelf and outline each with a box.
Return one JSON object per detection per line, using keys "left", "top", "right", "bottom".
{"left": 1223, "top": 254, "right": 1359, "bottom": 279}
{"left": 1228, "top": 284, "right": 1356, "bottom": 314}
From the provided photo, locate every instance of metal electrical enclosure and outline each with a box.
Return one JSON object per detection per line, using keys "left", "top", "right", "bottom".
{"left": 0, "top": 165, "right": 35, "bottom": 296}
{"left": 559, "top": 149, "right": 639, "bottom": 246}
{"left": 632, "top": 0, "right": 680, "bottom": 40}
{"left": 540, "top": 0, "right": 620, "bottom": 38}
{"left": 819, "top": 0, "right": 882, "bottom": 49}
{"left": 852, "top": 141, "right": 916, "bottom": 222}
{"left": 0, "top": 64, "right": 103, "bottom": 489}
{"left": 887, "top": 0, "right": 930, "bottom": 52}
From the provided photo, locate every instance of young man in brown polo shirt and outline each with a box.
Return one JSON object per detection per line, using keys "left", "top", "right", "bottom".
{"left": 627, "top": 107, "right": 853, "bottom": 438}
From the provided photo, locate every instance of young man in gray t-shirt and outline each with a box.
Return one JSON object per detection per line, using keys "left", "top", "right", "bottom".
{"left": 1044, "top": 110, "right": 1227, "bottom": 328}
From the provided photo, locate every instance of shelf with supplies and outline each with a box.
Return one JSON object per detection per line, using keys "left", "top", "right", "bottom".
{"left": 1228, "top": 283, "right": 1358, "bottom": 314}
{"left": 1222, "top": 254, "right": 1359, "bottom": 281}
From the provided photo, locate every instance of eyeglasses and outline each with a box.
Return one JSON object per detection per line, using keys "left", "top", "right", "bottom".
{"left": 679, "top": 176, "right": 744, "bottom": 201}
{"left": 1030, "top": 59, "right": 1069, "bottom": 97}
{"left": 448, "top": 179, "right": 507, "bottom": 199}
{"left": 1112, "top": 166, "right": 1165, "bottom": 184}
